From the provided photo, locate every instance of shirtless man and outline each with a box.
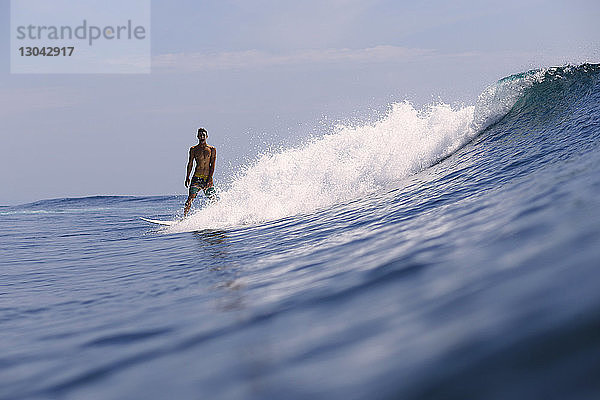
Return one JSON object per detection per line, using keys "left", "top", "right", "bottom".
{"left": 184, "top": 127, "right": 217, "bottom": 216}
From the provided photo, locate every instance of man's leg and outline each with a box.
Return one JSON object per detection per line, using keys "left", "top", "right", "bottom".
{"left": 204, "top": 185, "right": 218, "bottom": 203}
{"left": 184, "top": 192, "right": 197, "bottom": 217}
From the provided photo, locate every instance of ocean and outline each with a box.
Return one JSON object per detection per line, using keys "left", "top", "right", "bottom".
{"left": 2, "top": 63, "right": 600, "bottom": 399}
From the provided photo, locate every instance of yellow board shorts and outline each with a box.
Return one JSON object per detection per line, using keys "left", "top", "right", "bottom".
{"left": 189, "top": 174, "right": 217, "bottom": 199}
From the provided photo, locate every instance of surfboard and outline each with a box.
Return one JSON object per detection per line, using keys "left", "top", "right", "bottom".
{"left": 140, "top": 217, "right": 176, "bottom": 226}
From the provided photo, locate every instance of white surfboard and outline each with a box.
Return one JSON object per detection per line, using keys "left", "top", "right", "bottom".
{"left": 140, "top": 217, "right": 177, "bottom": 226}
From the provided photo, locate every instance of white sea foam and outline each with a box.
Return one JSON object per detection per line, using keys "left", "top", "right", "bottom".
{"left": 169, "top": 73, "right": 540, "bottom": 232}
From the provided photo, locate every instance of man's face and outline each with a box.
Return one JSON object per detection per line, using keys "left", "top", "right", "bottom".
{"left": 198, "top": 131, "right": 207, "bottom": 142}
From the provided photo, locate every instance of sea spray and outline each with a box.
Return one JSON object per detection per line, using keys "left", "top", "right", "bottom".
{"left": 171, "top": 102, "right": 475, "bottom": 232}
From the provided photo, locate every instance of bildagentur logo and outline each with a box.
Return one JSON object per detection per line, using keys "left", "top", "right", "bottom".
{"left": 10, "top": 0, "right": 151, "bottom": 74}
{"left": 15, "top": 19, "right": 147, "bottom": 46}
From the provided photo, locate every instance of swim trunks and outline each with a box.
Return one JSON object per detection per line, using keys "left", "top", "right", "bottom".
{"left": 189, "top": 174, "right": 217, "bottom": 200}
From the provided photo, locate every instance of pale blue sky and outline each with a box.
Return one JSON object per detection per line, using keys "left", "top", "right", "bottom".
{"left": 1, "top": 0, "right": 599, "bottom": 204}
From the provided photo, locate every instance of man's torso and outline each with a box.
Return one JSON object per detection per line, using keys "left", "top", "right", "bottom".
{"left": 192, "top": 144, "right": 214, "bottom": 176}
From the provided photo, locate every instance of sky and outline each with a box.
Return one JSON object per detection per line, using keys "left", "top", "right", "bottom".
{"left": 1, "top": 0, "right": 599, "bottom": 205}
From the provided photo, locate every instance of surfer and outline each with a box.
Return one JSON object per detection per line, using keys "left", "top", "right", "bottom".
{"left": 184, "top": 127, "right": 217, "bottom": 217}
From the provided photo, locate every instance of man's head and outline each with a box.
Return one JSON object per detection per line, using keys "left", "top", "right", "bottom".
{"left": 197, "top": 128, "right": 208, "bottom": 142}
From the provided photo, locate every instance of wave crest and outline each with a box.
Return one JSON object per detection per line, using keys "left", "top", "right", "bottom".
{"left": 169, "top": 63, "right": 600, "bottom": 232}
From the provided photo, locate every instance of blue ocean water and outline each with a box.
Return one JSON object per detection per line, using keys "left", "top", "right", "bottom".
{"left": 2, "top": 64, "right": 600, "bottom": 400}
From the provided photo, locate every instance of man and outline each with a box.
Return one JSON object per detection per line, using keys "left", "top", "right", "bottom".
{"left": 184, "top": 127, "right": 217, "bottom": 216}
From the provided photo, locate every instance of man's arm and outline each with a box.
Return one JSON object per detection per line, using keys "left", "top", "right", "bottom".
{"left": 208, "top": 147, "right": 216, "bottom": 186}
{"left": 185, "top": 147, "right": 194, "bottom": 187}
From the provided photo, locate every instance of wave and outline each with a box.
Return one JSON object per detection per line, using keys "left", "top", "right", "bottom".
{"left": 169, "top": 65, "right": 598, "bottom": 232}
{"left": 10, "top": 64, "right": 597, "bottom": 229}
{"left": 5, "top": 195, "right": 178, "bottom": 214}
